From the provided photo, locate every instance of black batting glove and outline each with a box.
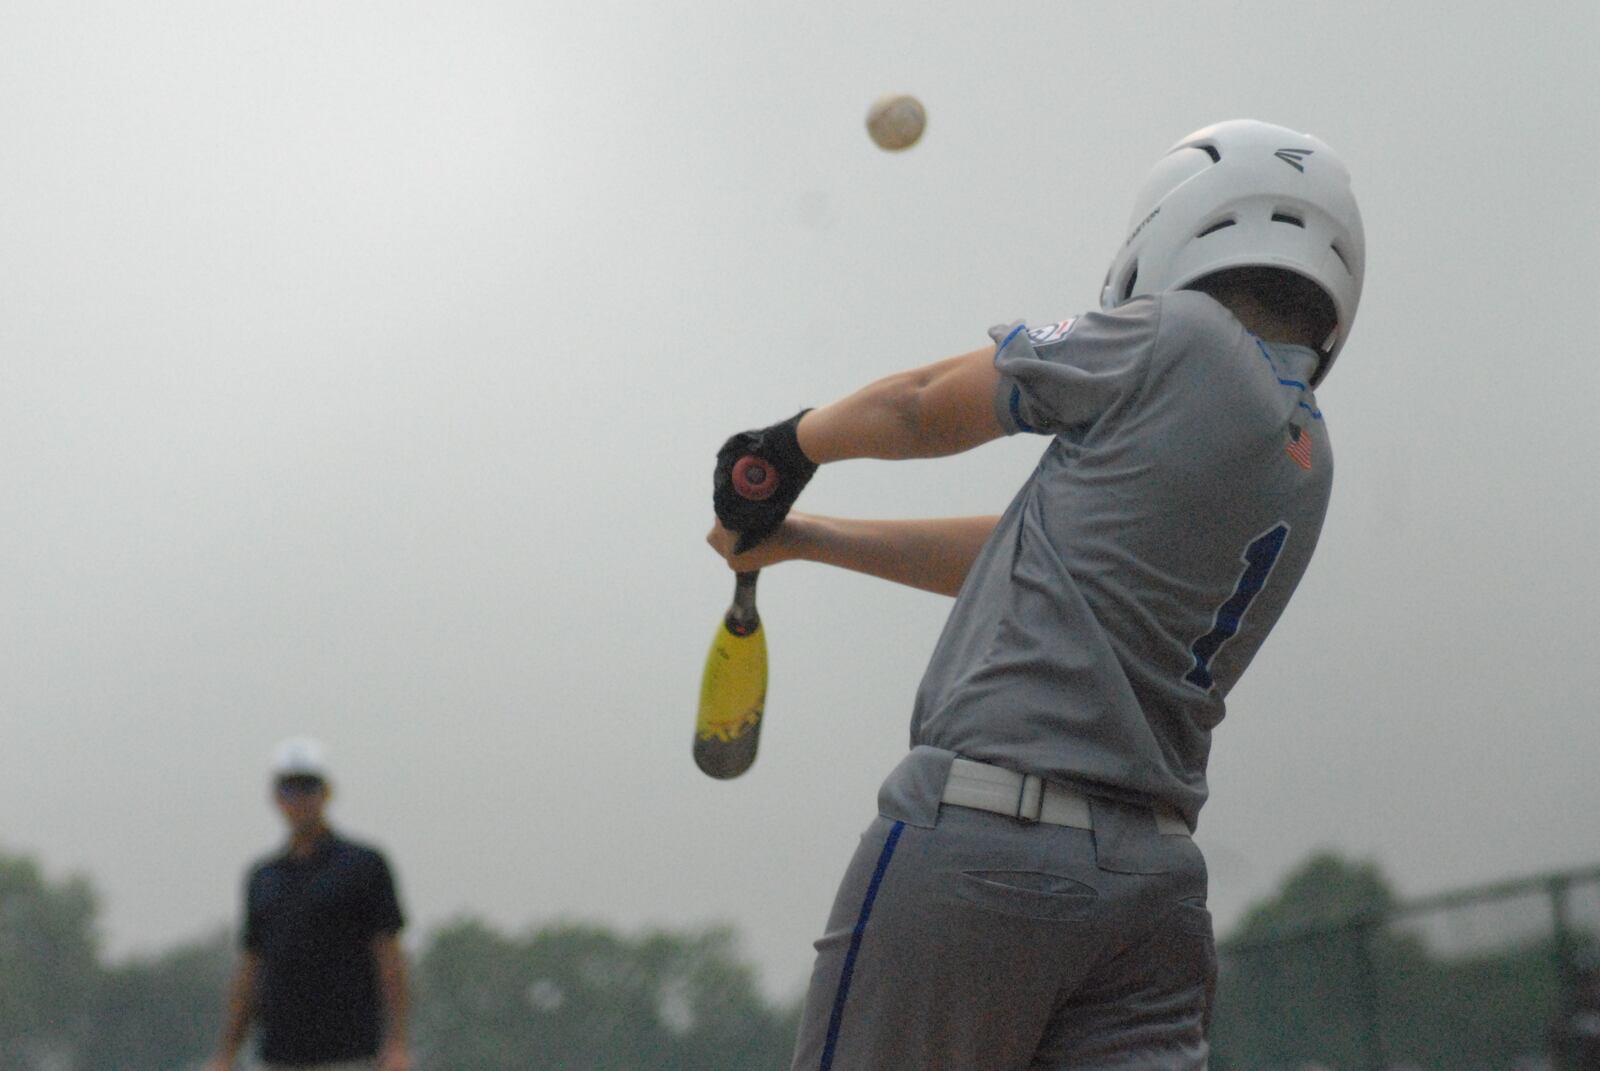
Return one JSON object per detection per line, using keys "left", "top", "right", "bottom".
{"left": 713, "top": 409, "right": 819, "bottom": 553}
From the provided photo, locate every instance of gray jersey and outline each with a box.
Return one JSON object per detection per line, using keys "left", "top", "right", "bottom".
{"left": 910, "top": 291, "right": 1332, "bottom": 828}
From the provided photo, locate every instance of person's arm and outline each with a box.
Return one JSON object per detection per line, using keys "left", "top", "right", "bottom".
{"left": 203, "top": 950, "right": 259, "bottom": 1071}
{"left": 796, "top": 345, "right": 1005, "bottom": 463}
{"left": 708, "top": 512, "right": 1000, "bottom": 597}
{"left": 710, "top": 344, "right": 1007, "bottom": 577}
{"left": 372, "top": 933, "right": 412, "bottom": 1071}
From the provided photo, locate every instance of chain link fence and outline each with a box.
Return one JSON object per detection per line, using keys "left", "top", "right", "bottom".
{"left": 1210, "top": 866, "right": 1600, "bottom": 1071}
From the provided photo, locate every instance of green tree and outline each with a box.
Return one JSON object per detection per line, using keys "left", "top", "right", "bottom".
{"left": 1231, "top": 852, "right": 1398, "bottom": 937}
{"left": 1377, "top": 936, "right": 1568, "bottom": 1070}
{"left": 78, "top": 929, "right": 234, "bottom": 1071}
{"left": 0, "top": 846, "right": 819, "bottom": 1071}
{"left": 416, "top": 918, "right": 800, "bottom": 1071}
{"left": 1210, "top": 851, "right": 1412, "bottom": 1070}
{"left": 0, "top": 850, "right": 100, "bottom": 1070}
{"left": 1210, "top": 852, "right": 1579, "bottom": 1071}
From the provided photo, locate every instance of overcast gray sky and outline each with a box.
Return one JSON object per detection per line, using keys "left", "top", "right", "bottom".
{"left": 3, "top": 1, "right": 1597, "bottom": 1000}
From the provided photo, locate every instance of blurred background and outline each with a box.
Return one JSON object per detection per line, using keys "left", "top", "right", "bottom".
{"left": 2, "top": 1, "right": 1596, "bottom": 1068}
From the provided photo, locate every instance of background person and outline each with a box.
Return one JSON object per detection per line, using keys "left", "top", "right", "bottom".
{"left": 205, "top": 737, "right": 411, "bottom": 1071}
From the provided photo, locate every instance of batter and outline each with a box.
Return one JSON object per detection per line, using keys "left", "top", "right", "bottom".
{"left": 709, "top": 119, "right": 1366, "bottom": 1070}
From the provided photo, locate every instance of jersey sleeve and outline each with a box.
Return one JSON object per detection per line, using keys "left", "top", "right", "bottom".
{"left": 242, "top": 867, "right": 264, "bottom": 951}
{"left": 362, "top": 850, "right": 406, "bottom": 936}
{"left": 989, "top": 297, "right": 1162, "bottom": 438}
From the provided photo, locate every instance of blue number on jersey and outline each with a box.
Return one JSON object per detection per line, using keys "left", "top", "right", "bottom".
{"left": 1185, "top": 522, "right": 1290, "bottom": 691}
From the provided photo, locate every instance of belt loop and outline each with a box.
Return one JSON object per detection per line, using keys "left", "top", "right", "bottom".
{"left": 1016, "top": 773, "right": 1044, "bottom": 823}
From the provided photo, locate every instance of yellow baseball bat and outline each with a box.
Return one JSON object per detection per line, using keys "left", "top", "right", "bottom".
{"left": 694, "top": 570, "right": 767, "bottom": 779}
{"left": 696, "top": 452, "right": 783, "bottom": 779}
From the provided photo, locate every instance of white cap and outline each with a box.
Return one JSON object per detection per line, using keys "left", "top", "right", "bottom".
{"left": 271, "top": 737, "right": 330, "bottom": 781}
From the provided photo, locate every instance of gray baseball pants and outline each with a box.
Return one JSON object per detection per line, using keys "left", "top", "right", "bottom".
{"left": 790, "top": 747, "right": 1215, "bottom": 1071}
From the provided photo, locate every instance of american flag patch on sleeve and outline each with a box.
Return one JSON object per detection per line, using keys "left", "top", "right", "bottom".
{"left": 1286, "top": 426, "right": 1313, "bottom": 470}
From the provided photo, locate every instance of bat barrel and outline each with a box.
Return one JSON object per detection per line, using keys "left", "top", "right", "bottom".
{"left": 694, "top": 577, "right": 767, "bottom": 780}
{"left": 694, "top": 731, "right": 762, "bottom": 779}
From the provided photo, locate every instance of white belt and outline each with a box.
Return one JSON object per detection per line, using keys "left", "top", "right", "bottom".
{"left": 941, "top": 758, "right": 1191, "bottom": 837}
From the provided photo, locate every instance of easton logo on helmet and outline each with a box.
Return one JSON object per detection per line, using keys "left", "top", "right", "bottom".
{"left": 1125, "top": 205, "right": 1161, "bottom": 246}
{"left": 1274, "top": 148, "right": 1313, "bottom": 172}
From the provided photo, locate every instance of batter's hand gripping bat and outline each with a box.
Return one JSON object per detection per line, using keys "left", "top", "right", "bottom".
{"left": 695, "top": 456, "right": 777, "bottom": 779}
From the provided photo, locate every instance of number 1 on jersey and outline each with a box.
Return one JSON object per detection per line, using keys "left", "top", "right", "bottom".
{"left": 1185, "top": 523, "right": 1290, "bottom": 692}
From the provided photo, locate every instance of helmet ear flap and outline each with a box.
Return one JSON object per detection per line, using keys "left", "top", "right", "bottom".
{"left": 1100, "top": 260, "right": 1140, "bottom": 310}
{"left": 1118, "top": 262, "right": 1140, "bottom": 304}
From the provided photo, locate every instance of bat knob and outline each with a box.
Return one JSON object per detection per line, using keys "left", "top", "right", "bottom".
{"left": 731, "top": 455, "right": 778, "bottom": 500}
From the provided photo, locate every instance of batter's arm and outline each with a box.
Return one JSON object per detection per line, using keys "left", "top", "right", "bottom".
{"left": 797, "top": 345, "right": 1004, "bottom": 463}
{"left": 202, "top": 950, "right": 259, "bottom": 1071}
{"left": 708, "top": 513, "right": 1000, "bottom": 597}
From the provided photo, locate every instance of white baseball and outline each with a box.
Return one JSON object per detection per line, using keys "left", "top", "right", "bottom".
{"left": 866, "top": 94, "right": 926, "bottom": 152}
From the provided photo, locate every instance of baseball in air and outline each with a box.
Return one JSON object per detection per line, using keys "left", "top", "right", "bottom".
{"left": 866, "top": 94, "right": 926, "bottom": 151}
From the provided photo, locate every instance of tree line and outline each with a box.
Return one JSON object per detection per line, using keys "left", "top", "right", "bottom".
{"left": 0, "top": 849, "right": 799, "bottom": 1071}
{"left": 1209, "top": 852, "right": 1591, "bottom": 1071}
{"left": 1, "top": 846, "right": 1589, "bottom": 1070}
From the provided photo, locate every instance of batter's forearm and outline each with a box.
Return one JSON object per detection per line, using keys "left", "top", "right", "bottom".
{"left": 797, "top": 347, "right": 1003, "bottom": 464}
{"left": 790, "top": 514, "right": 1000, "bottom": 596}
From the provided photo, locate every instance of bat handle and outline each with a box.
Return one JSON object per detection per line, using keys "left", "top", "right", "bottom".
{"left": 727, "top": 570, "right": 761, "bottom": 635}
{"left": 731, "top": 455, "right": 778, "bottom": 500}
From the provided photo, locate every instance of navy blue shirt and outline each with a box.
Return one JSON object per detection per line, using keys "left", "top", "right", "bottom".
{"left": 244, "top": 833, "right": 405, "bottom": 1065}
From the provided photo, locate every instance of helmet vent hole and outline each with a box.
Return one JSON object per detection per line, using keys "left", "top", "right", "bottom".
{"left": 1120, "top": 263, "right": 1139, "bottom": 302}
{"left": 1196, "top": 218, "right": 1236, "bottom": 238}
{"left": 1197, "top": 144, "right": 1220, "bottom": 163}
{"left": 1330, "top": 242, "right": 1353, "bottom": 274}
{"left": 1271, "top": 212, "right": 1305, "bottom": 228}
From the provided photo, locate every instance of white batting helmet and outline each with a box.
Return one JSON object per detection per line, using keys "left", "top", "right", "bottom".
{"left": 1101, "top": 119, "right": 1365, "bottom": 384}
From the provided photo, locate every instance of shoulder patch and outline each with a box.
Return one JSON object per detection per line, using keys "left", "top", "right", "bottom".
{"left": 1026, "top": 319, "right": 1077, "bottom": 345}
{"left": 1285, "top": 425, "right": 1313, "bottom": 470}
